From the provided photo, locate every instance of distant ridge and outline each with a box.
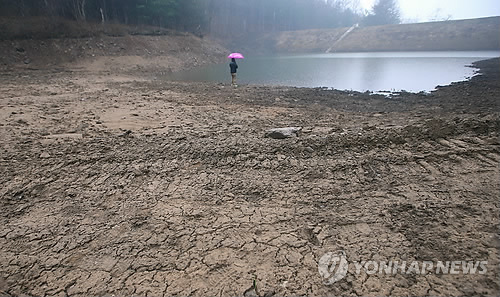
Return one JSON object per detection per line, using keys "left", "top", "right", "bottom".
{"left": 259, "top": 17, "right": 500, "bottom": 53}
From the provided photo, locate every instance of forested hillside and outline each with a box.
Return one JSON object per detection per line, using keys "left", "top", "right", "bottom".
{"left": 0, "top": 0, "right": 400, "bottom": 37}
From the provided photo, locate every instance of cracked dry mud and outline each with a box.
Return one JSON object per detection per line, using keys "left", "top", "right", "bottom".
{"left": 0, "top": 58, "right": 499, "bottom": 296}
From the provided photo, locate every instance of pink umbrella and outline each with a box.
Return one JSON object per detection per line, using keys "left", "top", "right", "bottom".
{"left": 228, "top": 53, "right": 244, "bottom": 59}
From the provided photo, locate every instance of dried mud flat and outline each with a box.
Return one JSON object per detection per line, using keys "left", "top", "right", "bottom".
{"left": 0, "top": 58, "right": 499, "bottom": 296}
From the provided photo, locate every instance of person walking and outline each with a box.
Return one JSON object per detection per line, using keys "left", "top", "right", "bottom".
{"left": 230, "top": 58, "right": 238, "bottom": 86}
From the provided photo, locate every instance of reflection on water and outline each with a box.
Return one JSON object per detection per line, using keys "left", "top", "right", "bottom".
{"left": 166, "top": 51, "right": 500, "bottom": 92}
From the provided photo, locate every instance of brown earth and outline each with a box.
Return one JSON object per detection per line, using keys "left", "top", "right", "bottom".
{"left": 0, "top": 34, "right": 499, "bottom": 296}
{"left": 0, "top": 31, "right": 227, "bottom": 73}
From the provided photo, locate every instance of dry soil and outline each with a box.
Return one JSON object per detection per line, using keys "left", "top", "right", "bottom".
{"left": 0, "top": 41, "right": 499, "bottom": 296}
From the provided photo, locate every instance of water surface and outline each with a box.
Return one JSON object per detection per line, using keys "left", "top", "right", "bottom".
{"left": 167, "top": 51, "right": 500, "bottom": 92}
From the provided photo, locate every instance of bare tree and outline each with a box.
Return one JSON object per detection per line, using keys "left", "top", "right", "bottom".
{"left": 71, "top": 0, "right": 87, "bottom": 21}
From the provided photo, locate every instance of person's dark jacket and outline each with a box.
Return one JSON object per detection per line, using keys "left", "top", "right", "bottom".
{"left": 230, "top": 60, "right": 238, "bottom": 73}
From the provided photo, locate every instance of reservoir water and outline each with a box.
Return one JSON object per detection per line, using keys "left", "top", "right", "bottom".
{"left": 167, "top": 51, "right": 500, "bottom": 93}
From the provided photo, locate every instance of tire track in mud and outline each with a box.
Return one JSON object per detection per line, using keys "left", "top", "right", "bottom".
{"left": 1, "top": 116, "right": 498, "bottom": 296}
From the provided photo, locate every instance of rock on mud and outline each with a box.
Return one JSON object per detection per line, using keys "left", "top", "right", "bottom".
{"left": 39, "top": 152, "right": 51, "bottom": 158}
{"left": 265, "top": 127, "right": 302, "bottom": 139}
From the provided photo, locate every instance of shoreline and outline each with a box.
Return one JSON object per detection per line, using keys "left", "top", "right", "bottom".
{"left": 162, "top": 54, "right": 499, "bottom": 96}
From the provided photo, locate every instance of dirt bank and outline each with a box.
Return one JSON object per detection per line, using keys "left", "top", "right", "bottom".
{"left": 0, "top": 38, "right": 499, "bottom": 296}
{"left": 0, "top": 32, "right": 227, "bottom": 73}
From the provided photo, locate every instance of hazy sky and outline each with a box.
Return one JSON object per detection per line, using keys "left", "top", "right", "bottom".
{"left": 360, "top": 0, "right": 500, "bottom": 22}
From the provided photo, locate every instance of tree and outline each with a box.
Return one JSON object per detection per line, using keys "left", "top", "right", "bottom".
{"left": 363, "top": 0, "right": 400, "bottom": 26}
{"left": 70, "top": 0, "right": 87, "bottom": 21}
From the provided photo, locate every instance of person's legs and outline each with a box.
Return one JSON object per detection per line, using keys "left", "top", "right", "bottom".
{"left": 231, "top": 73, "right": 237, "bottom": 86}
